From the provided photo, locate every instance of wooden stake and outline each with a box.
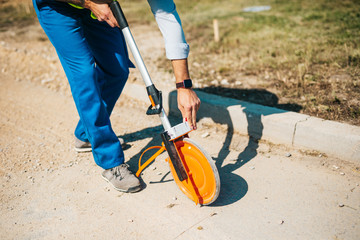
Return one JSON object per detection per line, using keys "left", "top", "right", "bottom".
{"left": 213, "top": 19, "right": 220, "bottom": 42}
{"left": 24, "top": 4, "right": 31, "bottom": 14}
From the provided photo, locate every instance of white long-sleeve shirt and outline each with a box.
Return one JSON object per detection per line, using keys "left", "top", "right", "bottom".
{"left": 147, "top": 0, "right": 189, "bottom": 60}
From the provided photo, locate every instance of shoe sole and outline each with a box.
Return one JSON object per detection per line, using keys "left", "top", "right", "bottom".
{"left": 101, "top": 174, "right": 142, "bottom": 193}
{"left": 74, "top": 141, "right": 126, "bottom": 153}
{"left": 74, "top": 147, "right": 92, "bottom": 153}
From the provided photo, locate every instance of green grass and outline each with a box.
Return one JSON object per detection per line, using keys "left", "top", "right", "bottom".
{"left": 160, "top": 0, "right": 360, "bottom": 125}
{"left": 178, "top": 0, "right": 360, "bottom": 68}
{"left": 1, "top": 0, "right": 359, "bottom": 125}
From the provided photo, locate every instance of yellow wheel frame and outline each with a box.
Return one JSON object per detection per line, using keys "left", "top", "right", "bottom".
{"left": 136, "top": 138, "right": 220, "bottom": 205}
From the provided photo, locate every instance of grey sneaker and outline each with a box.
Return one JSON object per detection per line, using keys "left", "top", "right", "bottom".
{"left": 74, "top": 137, "right": 126, "bottom": 153}
{"left": 74, "top": 138, "right": 92, "bottom": 152}
{"left": 101, "top": 164, "right": 141, "bottom": 193}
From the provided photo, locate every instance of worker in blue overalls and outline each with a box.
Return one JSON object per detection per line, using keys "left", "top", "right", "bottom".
{"left": 32, "top": 0, "right": 200, "bottom": 193}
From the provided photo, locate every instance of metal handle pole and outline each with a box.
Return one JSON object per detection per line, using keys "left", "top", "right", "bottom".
{"left": 110, "top": 1, "right": 172, "bottom": 130}
{"left": 121, "top": 28, "right": 153, "bottom": 88}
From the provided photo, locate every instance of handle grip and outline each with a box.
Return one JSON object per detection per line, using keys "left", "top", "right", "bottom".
{"left": 146, "top": 85, "right": 163, "bottom": 115}
{"left": 110, "top": 1, "right": 129, "bottom": 29}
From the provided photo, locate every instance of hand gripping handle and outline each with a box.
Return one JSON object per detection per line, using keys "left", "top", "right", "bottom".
{"left": 110, "top": 1, "right": 129, "bottom": 30}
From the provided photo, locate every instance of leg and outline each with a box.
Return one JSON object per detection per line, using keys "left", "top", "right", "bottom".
{"left": 74, "top": 13, "right": 133, "bottom": 142}
{"left": 33, "top": 0, "right": 124, "bottom": 169}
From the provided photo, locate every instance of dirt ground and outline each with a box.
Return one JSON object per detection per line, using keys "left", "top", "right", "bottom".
{"left": 1, "top": 20, "right": 360, "bottom": 240}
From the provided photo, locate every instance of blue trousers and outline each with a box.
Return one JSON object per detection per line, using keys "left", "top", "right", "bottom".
{"left": 33, "top": 0, "right": 133, "bottom": 169}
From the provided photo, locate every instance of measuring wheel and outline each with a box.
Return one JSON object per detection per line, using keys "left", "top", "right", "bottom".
{"left": 111, "top": 1, "right": 221, "bottom": 205}
{"left": 168, "top": 138, "right": 220, "bottom": 205}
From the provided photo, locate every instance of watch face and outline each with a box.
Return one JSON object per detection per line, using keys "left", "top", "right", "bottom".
{"left": 183, "top": 79, "right": 192, "bottom": 88}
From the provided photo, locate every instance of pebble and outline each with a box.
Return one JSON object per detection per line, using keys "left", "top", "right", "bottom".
{"left": 278, "top": 220, "right": 284, "bottom": 225}
{"left": 173, "top": 196, "right": 177, "bottom": 201}
{"left": 151, "top": 166, "right": 157, "bottom": 170}
{"left": 249, "top": 166, "right": 255, "bottom": 170}
{"left": 220, "top": 79, "right": 229, "bottom": 85}
{"left": 193, "top": 62, "right": 200, "bottom": 67}
{"left": 157, "top": 172, "right": 162, "bottom": 175}
{"left": 201, "top": 132, "right": 210, "bottom": 138}
{"left": 340, "top": 172, "right": 345, "bottom": 176}
{"left": 333, "top": 165, "right": 340, "bottom": 169}
{"left": 41, "top": 78, "right": 54, "bottom": 85}
{"left": 235, "top": 80, "right": 242, "bottom": 86}
{"left": 285, "top": 153, "right": 292, "bottom": 157}
{"left": 166, "top": 203, "right": 176, "bottom": 208}
{"left": 210, "top": 80, "right": 219, "bottom": 85}
{"left": 197, "top": 226, "right": 203, "bottom": 230}
{"left": 193, "top": 82, "right": 202, "bottom": 88}
{"left": 128, "top": 219, "right": 133, "bottom": 223}
{"left": 339, "top": 204, "right": 345, "bottom": 207}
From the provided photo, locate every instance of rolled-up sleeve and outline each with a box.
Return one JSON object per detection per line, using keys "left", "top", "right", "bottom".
{"left": 147, "top": 0, "right": 189, "bottom": 60}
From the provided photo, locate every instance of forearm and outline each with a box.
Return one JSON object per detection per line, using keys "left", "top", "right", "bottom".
{"left": 171, "top": 59, "right": 190, "bottom": 83}
{"left": 55, "top": 0, "right": 111, "bottom": 8}
{"left": 56, "top": 0, "right": 118, "bottom": 27}
{"left": 173, "top": 59, "right": 200, "bottom": 130}
{"left": 56, "top": 0, "right": 85, "bottom": 7}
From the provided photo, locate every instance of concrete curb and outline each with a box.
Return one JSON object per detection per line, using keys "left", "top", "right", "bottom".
{"left": 122, "top": 82, "right": 360, "bottom": 164}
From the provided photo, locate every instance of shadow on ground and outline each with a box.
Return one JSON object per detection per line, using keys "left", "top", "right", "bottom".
{"left": 169, "top": 87, "right": 302, "bottom": 206}
{"left": 122, "top": 87, "right": 301, "bottom": 207}
{"left": 198, "top": 86, "right": 302, "bottom": 112}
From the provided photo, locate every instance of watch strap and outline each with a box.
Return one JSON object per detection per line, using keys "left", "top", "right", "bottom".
{"left": 176, "top": 79, "right": 192, "bottom": 89}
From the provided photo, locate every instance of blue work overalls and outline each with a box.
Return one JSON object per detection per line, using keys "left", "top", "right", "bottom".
{"left": 33, "top": 0, "right": 134, "bottom": 169}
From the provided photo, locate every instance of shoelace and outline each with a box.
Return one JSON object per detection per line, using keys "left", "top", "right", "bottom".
{"left": 112, "top": 164, "right": 130, "bottom": 180}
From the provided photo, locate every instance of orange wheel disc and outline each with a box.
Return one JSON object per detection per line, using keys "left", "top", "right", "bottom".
{"left": 168, "top": 138, "right": 220, "bottom": 205}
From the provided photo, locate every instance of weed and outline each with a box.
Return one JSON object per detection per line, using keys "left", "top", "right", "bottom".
{"left": 0, "top": 2, "right": 36, "bottom": 30}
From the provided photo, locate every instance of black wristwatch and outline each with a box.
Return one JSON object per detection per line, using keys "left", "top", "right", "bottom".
{"left": 176, "top": 79, "right": 193, "bottom": 89}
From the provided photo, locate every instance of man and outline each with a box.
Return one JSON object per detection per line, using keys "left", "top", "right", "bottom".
{"left": 32, "top": 0, "right": 200, "bottom": 193}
